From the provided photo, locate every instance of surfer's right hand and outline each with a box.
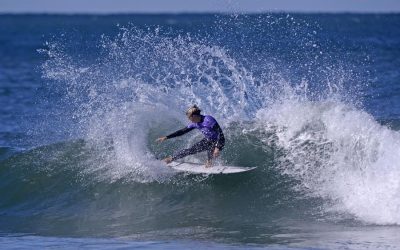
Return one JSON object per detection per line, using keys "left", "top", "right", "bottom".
{"left": 156, "top": 136, "right": 167, "bottom": 143}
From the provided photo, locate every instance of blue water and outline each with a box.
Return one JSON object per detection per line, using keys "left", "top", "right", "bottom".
{"left": 1, "top": 13, "right": 400, "bottom": 249}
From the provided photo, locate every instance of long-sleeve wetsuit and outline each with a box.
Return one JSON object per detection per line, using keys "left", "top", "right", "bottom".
{"left": 166, "top": 115, "right": 225, "bottom": 161}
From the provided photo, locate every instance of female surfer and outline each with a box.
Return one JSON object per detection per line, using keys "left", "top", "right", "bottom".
{"left": 156, "top": 105, "right": 225, "bottom": 168}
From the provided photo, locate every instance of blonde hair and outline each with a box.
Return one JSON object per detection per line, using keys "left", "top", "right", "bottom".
{"left": 186, "top": 105, "right": 201, "bottom": 116}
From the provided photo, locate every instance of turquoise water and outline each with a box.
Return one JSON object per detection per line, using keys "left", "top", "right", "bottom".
{"left": 1, "top": 14, "right": 400, "bottom": 249}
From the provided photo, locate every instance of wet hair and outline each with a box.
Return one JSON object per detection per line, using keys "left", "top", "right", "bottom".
{"left": 186, "top": 105, "right": 201, "bottom": 116}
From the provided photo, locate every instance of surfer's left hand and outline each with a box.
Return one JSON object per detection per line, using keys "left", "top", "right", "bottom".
{"left": 156, "top": 137, "right": 167, "bottom": 143}
{"left": 213, "top": 148, "right": 220, "bottom": 158}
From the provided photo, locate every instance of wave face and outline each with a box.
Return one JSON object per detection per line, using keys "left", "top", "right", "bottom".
{"left": 1, "top": 14, "right": 400, "bottom": 242}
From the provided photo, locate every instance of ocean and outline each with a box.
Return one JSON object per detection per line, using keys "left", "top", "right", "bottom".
{"left": 0, "top": 13, "right": 400, "bottom": 249}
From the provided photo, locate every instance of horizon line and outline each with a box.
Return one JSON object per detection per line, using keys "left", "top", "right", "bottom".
{"left": 1, "top": 10, "right": 400, "bottom": 15}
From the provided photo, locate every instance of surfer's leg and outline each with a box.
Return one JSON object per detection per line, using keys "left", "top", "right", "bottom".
{"left": 207, "top": 147, "right": 214, "bottom": 160}
{"left": 171, "top": 139, "right": 212, "bottom": 161}
{"left": 205, "top": 141, "right": 218, "bottom": 167}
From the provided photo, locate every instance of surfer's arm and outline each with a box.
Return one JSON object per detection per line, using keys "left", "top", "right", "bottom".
{"left": 166, "top": 127, "right": 194, "bottom": 139}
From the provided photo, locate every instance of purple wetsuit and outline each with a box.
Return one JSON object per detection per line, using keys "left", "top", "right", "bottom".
{"left": 166, "top": 115, "right": 225, "bottom": 161}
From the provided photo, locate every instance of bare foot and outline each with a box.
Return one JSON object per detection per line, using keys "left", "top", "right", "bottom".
{"left": 205, "top": 160, "right": 213, "bottom": 168}
{"left": 163, "top": 156, "right": 173, "bottom": 164}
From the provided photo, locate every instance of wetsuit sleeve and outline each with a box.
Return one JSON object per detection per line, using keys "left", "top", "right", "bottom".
{"left": 166, "top": 127, "right": 194, "bottom": 139}
{"left": 213, "top": 123, "right": 225, "bottom": 150}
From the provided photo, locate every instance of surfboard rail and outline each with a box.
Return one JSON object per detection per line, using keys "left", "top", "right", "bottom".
{"left": 167, "top": 161, "right": 257, "bottom": 174}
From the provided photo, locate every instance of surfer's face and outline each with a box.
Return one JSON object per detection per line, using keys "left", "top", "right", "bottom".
{"left": 188, "top": 114, "right": 201, "bottom": 123}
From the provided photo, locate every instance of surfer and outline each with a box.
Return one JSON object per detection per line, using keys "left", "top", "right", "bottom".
{"left": 156, "top": 105, "right": 225, "bottom": 168}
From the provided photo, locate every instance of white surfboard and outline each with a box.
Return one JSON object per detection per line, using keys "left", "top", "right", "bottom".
{"left": 168, "top": 161, "right": 257, "bottom": 174}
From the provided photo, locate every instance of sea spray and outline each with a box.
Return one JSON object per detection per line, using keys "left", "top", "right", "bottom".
{"left": 40, "top": 26, "right": 266, "bottom": 183}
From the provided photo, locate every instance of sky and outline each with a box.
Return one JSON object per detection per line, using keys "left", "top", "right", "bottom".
{"left": 1, "top": 0, "right": 400, "bottom": 14}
